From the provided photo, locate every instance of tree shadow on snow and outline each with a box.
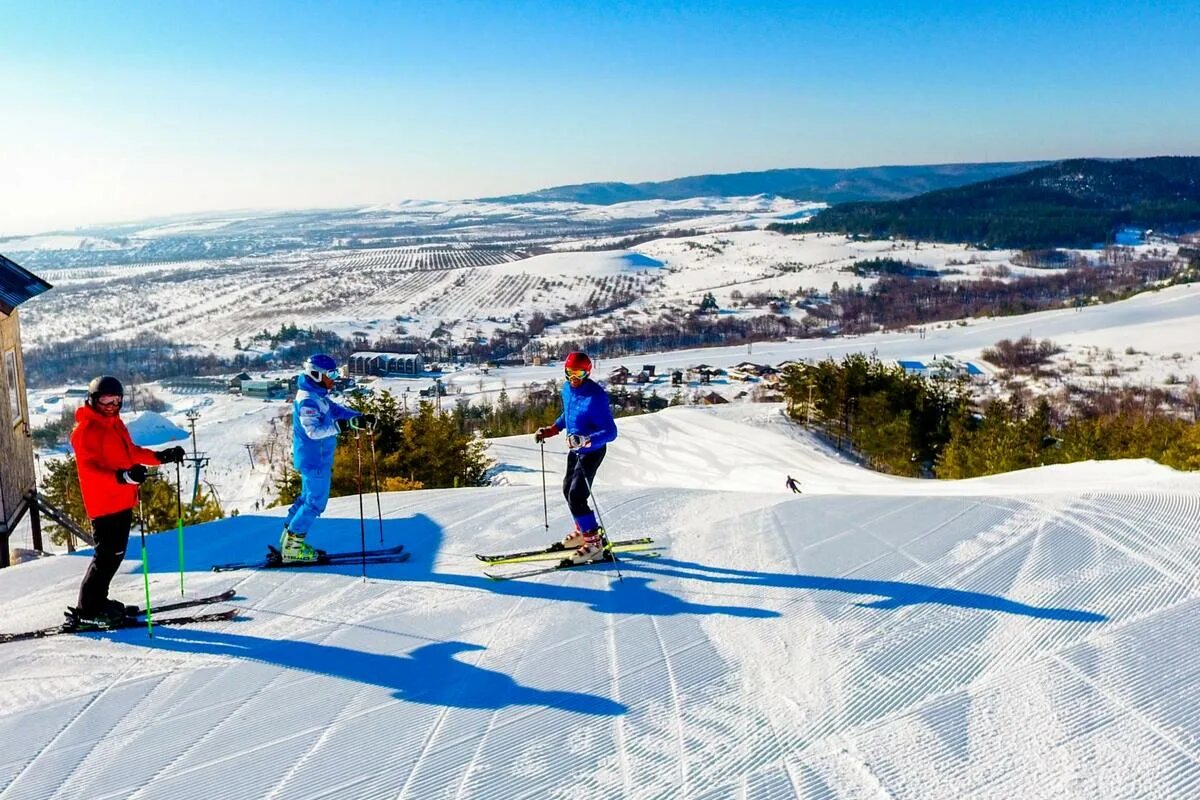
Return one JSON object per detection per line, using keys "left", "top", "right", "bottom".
{"left": 124, "top": 628, "right": 626, "bottom": 716}
{"left": 628, "top": 557, "right": 1107, "bottom": 623}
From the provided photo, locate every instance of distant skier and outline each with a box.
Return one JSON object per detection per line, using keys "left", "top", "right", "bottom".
{"left": 280, "top": 354, "right": 370, "bottom": 562}
{"left": 534, "top": 351, "right": 618, "bottom": 564}
{"left": 785, "top": 475, "right": 801, "bottom": 494}
{"left": 69, "top": 376, "right": 185, "bottom": 625}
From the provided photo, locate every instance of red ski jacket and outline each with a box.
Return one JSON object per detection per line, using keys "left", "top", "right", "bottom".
{"left": 70, "top": 405, "right": 160, "bottom": 519}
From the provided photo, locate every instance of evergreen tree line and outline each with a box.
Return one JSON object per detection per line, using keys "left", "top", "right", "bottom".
{"left": 824, "top": 256, "right": 1187, "bottom": 335}
{"left": 781, "top": 355, "right": 1200, "bottom": 479}
{"left": 37, "top": 457, "right": 224, "bottom": 545}
{"left": 275, "top": 384, "right": 662, "bottom": 505}
{"left": 446, "top": 381, "right": 660, "bottom": 439}
{"left": 23, "top": 330, "right": 351, "bottom": 389}
{"left": 784, "top": 157, "right": 1200, "bottom": 249}
{"left": 781, "top": 355, "right": 971, "bottom": 476}
{"left": 275, "top": 392, "right": 493, "bottom": 506}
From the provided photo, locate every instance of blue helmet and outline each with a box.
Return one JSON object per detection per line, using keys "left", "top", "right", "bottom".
{"left": 304, "top": 353, "right": 338, "bottom": 388}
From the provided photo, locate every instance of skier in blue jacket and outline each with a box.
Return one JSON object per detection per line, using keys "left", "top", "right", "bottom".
{"left": 280, "top": 354, "right": 368, "bottom": 562}
{"left": 534, "top": 351, "right": 618, "bottom": 564}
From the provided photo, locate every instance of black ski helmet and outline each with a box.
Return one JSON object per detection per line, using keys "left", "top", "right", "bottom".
{"left": 87, "top": 375, "right": 124, "bottom": 407}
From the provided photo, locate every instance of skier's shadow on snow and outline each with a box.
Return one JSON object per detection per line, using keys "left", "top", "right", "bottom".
{"left": 629, "top": 557, "right": 1107, "bottom": 622}
{"left": 128, "top": 629, "right": 626, "bottom": 716}
{"left": 451, "top": 571, "right": 780, "bottom": 619}
{"left": 366, "top": 512, "right": 779, "bottom": 620}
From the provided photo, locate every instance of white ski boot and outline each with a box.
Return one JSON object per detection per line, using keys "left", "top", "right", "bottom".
{"left": 570, "top": 529, "right": 607, "bottom": 565}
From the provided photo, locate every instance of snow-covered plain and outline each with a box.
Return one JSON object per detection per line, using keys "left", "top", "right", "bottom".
{"left": 3, "top": 404, "right": 1200, "bottom": 799}
{"left": 17, "top": 219, "right": 1184, "bottom": 357}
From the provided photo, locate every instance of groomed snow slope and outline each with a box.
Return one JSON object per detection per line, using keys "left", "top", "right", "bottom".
{"left": 3, "top": 406, "right": 1200, "bottom": 799}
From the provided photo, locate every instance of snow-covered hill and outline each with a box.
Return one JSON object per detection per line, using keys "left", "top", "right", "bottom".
{"left": 3, "top": 406, "right": 1199, "bottom": 799}
{"left": 17, "top": 206, "right": 1183, "bottom": 354}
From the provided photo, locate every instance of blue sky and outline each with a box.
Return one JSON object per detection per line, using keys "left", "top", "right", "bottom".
{"left": 1, "top": 0, "right": 1197, "bottom": 234}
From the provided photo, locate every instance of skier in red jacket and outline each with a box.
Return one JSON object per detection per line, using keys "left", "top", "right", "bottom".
{"left": 68, "top": 376, "right": 185, "bottom": 625}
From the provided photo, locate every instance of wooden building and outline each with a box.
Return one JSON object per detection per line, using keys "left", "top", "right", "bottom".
{"left": 0, "top": 254, "right": 53, "bottom": 567}
{"left": 348, "top": 351, "right": 422, "bottom": 377}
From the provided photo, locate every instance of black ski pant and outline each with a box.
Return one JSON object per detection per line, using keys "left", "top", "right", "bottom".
{"left": 77, "top": 508, "right": 134, "bottom": 612}
{"left": 563, "top": 446, "right": 606, "bottom": 519}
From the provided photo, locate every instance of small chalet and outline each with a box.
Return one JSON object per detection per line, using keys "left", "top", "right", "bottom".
{"left": 698, "top": 391, "right": 729, "bottom": 405}
{"left": 527, "top": 386, "right": 554, "bottom": 404}
{"left": 228, "top": 371, "right": 253, "bottom": 393}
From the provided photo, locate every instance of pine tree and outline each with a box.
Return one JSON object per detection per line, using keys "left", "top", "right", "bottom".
{"left": 38, "top": 457, "right": 90, "bottom": 545}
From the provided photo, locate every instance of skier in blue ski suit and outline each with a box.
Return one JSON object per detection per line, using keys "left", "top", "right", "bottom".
{"left": 280, "top": 354, "right": 363, "bottom": 562}
{"left": 534, "top": 351, "right": 618, "bottom": 563}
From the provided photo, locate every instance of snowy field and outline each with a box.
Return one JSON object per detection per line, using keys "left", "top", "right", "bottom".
{"left": 439, "top": 280, "right": 1200, "bottom": 404}
{"left": 3, "top": 405, "right": 1200, "bottom": 799}
{"left": 10, "top": 197, "right": 814, "bottom": 348}
{"left": 17, "top": 200, "right": 1180, "bottom": 352}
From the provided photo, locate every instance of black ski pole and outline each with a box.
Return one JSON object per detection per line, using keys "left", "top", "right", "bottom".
{"left": 354, "top": 424, "right": 366, "bottom": 579}
{"left": 540, "top": 439, "right": 549, "bottom": 532}
{"left": 368, "top": 421, "right": 384, "bottom": 544}
{"left": 580, "top": 464, "right": 621, "bottom": 582}
{"left": 175, "top": 460, "right": 185, "bottom": 596}
{"left": 136, "top": 486, "right": 154, "bottom": 637}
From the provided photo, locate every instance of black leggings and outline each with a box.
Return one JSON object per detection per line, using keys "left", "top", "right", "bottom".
{"left": 563, "top": 446, "right": 606, "bottom": 518}
{"left": 77, "top": 509, "right": 134, "bottom": 612}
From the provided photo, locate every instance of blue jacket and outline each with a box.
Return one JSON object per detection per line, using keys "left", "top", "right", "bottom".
{"left": 555, "top": 378, "right": 617, "bottom": 454}
{"left": 292, "top": 374, "right": 360, "bottom": 472}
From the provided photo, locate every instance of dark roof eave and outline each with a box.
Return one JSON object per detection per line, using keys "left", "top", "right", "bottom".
{"left": 0, "top": 254, "right": 53, "bottom": 314}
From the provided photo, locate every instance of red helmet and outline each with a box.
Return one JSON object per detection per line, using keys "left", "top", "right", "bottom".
{"left": 564, "top": 351, "right": 592, "bottom": 374}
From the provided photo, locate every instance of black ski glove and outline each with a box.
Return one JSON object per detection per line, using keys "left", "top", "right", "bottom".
{"left": 117, "top": 464, "right": 149, "bottom": 485}
{"left": 155, "top": 446, "right": 186, "bottom": 464}
{"left": 337, "top": 418, "right": 353, "bottom": 434}
{"left": 352, "top": 413, "right": 378, "bottom": 430}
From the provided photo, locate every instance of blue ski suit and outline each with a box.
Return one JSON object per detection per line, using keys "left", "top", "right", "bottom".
{"left": 285, "top": 373, "right": 360, "bottom": 535}
{"left": 554, "top": 378, "right": 617, "bottom": 530}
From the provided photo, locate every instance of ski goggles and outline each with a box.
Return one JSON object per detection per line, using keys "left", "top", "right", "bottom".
{"left": 564, "top": 367, "right": 588, "bottom": 380}
{"left": 96, "top": 396, "right": 123, "bottom": 408}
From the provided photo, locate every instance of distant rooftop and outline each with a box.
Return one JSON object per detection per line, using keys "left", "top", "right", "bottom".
{"left": 350, "top": 351, "right": 422, "bottom": 359}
